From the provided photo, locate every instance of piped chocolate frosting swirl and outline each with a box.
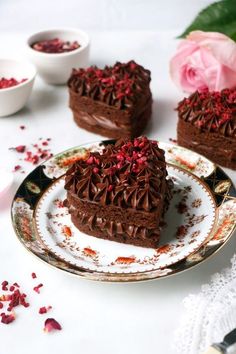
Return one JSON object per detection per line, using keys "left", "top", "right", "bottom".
{"left": 68, "top": 60, "right": 151, "bottom": 110}
{"left": 177, "top": 89, "right": 236, "bottom": 138}
{"left": 64, "top": 136, "right": 170, "bottom": 212}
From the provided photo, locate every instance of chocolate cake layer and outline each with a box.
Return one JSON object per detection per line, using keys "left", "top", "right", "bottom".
{"left": 178, "top": 120, "right": 236, "bottom": 169}
{"left": 70, "top": 212, "right": 161, "bottom": 248}
{"left": 177, "top": 89, "right": 236, "bottom": 170}
{"left": 70, "top": 96, "right": 152, "bottom": 139}
{"left": 64, "top": 137, "right": 173, "bottom": 248}
{"left": 68, "top": 61, "right": 152, "bottom": 138}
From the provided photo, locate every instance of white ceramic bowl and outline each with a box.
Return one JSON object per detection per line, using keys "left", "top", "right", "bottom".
{"left": 27, "top": 28, "right": 90, "bottom": 85}
{"left": 0, "top": 59, "right": 36, "bottom": 117}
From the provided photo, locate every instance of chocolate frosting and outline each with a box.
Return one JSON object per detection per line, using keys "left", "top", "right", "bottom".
{"left": 68, "top": 60, "right": 151, "bottom": 110}
{"left": 72, "top": 210, "right": 161, "bottom": 240}
{"left": 177, "top": 89, "right": 236, "bottom": 138}
{"left": 65, "top": 136, "right": 171, "bottom": 212}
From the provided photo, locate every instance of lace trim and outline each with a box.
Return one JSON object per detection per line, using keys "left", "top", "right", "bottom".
{"left": 174, "top": 255, "right": 236, "bottom": 354}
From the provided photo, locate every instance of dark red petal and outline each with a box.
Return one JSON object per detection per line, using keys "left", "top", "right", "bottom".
{"left": 39, "top": 306, "right": 52, "bottom": 314}
{"left": 44, "top": 318, "right": 62, "bottom": 332}
{"left": 13, "top": 165, "right": 21, "bottom": 172}
{"left": 1, "top": 312, "right": 15, "bottom": 324}
{"left": 33, "top": 283, "right": 43, "bottom": 294}
{"left": 15, "top": 145, "right": 26, "bottom": 153}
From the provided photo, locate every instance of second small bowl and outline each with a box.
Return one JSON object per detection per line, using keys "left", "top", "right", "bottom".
{"left": 0, "top": 59, "right": 36, "bottom": 117}
{"left": 27, "top": 28, "right": 90, "bottom": 85}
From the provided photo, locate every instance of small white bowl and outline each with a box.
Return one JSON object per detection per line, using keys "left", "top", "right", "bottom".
{"left": 0, "top": 59, "right": 36, "bottom": 117}
{"left": 27, "top": 28, "right": 90, "bottom": 85}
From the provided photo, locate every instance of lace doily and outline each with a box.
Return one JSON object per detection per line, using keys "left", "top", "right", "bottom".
{"left": 174, "top": 255, "right": 236, "bottom": 354}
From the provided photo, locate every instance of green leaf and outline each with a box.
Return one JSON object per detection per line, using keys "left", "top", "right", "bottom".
{"left": 178, "top": 0, "right": 236, "bottom": 41}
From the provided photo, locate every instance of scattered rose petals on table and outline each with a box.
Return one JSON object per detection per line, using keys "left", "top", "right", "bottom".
{"left": 0, "top": 274, "right": 61, "bottom": 332}
{"left": 9, "top": 137, "right": 53, "bottom": 173}
{"left": 44, "top": 318, "right": 62, "bottom": 332}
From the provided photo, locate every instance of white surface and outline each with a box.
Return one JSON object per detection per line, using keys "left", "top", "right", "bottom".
{"left": 174, "top": 255, "right": 236, "bottom": 354}
{"left": 27, "top": 28, "right": 90, "bottom": 84}
{"left": 0, "top": 30, "right": 235, "bottom": 354}
{"left": 0, "top": 0, "right": 212, "bottom": 31}
{"left": 0, "top": 168, "right": 13, "bottom": 196}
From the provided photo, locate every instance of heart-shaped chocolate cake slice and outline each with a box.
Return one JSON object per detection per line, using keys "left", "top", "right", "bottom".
{"left": 177, "top": 88, "right": 236, "bottom": 170}
{"left": 64, "top": 136, "right": 173, "bottom": 248}
{"left": 67, "top": 60, "right": 152, "bottom": 139}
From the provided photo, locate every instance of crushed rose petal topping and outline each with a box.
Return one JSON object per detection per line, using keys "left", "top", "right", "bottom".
{"left": 32, "top": 38, "right": 80, "bottom": 54}
{"left": 0, "top": 77, "right": 27, "bottom": 89}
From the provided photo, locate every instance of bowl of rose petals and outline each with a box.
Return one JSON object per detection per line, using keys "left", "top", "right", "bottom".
{"left": 27, "top": 28, "right": 90, "bottom": 84}
{"left": 0, "top": 59, "right": 36, "bottom": 117}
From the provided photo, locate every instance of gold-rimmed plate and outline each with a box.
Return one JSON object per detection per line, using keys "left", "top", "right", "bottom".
{"left": 11, "top": 141, "right": 236, "bottom": 282}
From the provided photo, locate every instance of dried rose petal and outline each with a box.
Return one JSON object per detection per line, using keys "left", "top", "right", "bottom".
{"left": 33, "top": 283, "right": 43, "bottom": 294}
{"left": 44, "top": 318, "right": 62, "bottom": 332}
{"left": 20, "top": 125, "right": 25, "bottom": 130}
{"left": 31, "top": 272, "right": 37, "bottom": 279}
{"left": 0, "top": 77, "right": 27, "bottom": 89}
{"left": 1, "top": 312, "right": 15, "bottom": 324}
{"left": 2, "top": 281, "right": 8, "bottom": 291}
{"left": 13, "top": 165, "right": 21, "bottom": 172}
{"left": 32, "top": 38, "right": 80, "bottom": 54}
{"left": 15, "top": 145, "right": 26, "bottom": 153}
{"left": 39, "top": 306, "right": 52, "bottom": 314}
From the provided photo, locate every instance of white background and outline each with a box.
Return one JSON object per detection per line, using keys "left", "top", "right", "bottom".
{"left": 0, "top": 1, "right": 235, "bottom": 354}
{"left": 1, "top": 0, "right": 212, "bottom": 31}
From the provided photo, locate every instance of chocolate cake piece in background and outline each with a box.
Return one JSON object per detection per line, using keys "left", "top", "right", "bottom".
{"left": 67, "top": 61, "right": 152, "bottom": 138}
{"left": 64, "top": 136, "right": 173, "bottom": 248}
{"left": 177, "top": 88, "right": 236, "bottom": 170}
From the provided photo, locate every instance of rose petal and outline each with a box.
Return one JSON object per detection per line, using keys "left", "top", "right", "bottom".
{"left": 44, "top": 318, "right": 62, "bottom": 332}
{"left": 187, "top": 31, "right": 236, "bottom": 69}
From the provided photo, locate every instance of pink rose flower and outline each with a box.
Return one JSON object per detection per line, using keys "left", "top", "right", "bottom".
{"left": 170, "top": 31, "right": 236, "bottom": 93}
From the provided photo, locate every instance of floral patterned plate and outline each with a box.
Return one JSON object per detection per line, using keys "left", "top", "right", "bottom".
{"left": 11, "top": 141, "right": 236, "bottom": 282}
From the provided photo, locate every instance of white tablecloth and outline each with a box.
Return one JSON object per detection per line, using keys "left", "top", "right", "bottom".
{"left": 0, "top": 30, "right": 235, "bottom": 354}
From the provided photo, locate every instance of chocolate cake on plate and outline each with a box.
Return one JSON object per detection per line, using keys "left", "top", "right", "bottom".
{"left": 64, "top": 136, "right": 173, "bottom": 248}
{"left": 177, "top": 88, "right": 236, "bottom": 170}
{"left": 67, "top": 61, "right": 152, "bottom": 139}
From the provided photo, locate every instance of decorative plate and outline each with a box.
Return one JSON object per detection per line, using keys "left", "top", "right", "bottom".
{"left": 11, "top": 141, "right": 236, "bottom": 282}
